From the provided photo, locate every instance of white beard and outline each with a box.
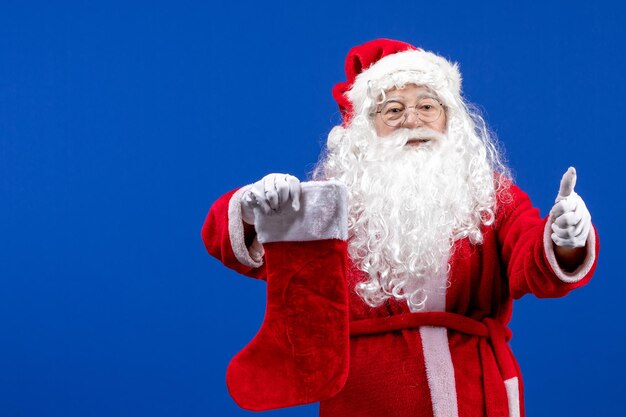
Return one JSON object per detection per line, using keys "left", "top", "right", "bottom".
{"left": 315, "top": 117, "right": 500, "bottom": 311}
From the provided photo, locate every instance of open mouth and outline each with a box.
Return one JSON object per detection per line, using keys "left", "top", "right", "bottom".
{"left": 406, "top": 138, "right": 431, "bottom": 146}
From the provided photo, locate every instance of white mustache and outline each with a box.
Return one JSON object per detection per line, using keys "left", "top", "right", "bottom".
{"left": 376, "top": 127, "right": 447, "bottom": 149}
{"left": 397, "top": 127, "right": 446, "bottom": 143}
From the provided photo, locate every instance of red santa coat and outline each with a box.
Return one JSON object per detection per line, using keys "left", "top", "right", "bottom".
{"left": 202, "top": 181, "right": 599, "bottom": 417}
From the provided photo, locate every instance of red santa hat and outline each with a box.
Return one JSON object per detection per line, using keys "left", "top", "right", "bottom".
{"left": 332, "top": 38, "right": 462, "bottom": 126}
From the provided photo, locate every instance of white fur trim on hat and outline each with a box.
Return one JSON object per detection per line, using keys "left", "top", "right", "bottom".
{"left": 346, "top": 49, "right": 462, "bottom": 117}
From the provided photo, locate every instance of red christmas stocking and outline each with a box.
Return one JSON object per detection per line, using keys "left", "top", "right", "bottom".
{"left": 226, "top": 181, "right": 350, "bottom": 411}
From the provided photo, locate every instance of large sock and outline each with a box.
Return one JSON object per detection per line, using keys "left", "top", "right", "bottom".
{"left": 226, "top": 181, "right": 350, "bottom": 411}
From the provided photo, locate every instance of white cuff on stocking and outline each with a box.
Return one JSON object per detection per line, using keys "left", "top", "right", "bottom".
{"left": 255, "top": 180, "right": 348, "bottom": 244}
{"left": 228, "top": 180, "right": 348, "bottom": 268}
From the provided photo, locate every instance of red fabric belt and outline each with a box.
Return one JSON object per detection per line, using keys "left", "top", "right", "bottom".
{"left": 350, "top": 311, "right": 519, "bottom": 417}
{"left": 350, "top": 311, "right": 511, "bottom": 340}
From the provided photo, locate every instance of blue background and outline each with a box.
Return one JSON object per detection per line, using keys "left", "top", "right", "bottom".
{"left": 1, "top": 1, "right": 624, "bottom": 416}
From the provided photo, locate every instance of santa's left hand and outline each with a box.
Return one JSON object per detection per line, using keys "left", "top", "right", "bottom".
{"left": 549, "top": 167, "right": 591, "bottom": 248}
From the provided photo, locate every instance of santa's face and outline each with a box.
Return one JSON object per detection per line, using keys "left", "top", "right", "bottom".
{"left": 315, "top": 82, "right": 502, "bottom": 310}
{"left": 372, "top": 84, "right": 447, "bottom": 139}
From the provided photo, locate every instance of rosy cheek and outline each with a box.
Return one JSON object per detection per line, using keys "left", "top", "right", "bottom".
{"left": 377, "top": 118, "right": 399, "bottom": 137}
{"left": 431, "top": 118, "right": 446, "bottom": 133}
{"left": 374, "top": 121, "right": 390, "bottom": 137}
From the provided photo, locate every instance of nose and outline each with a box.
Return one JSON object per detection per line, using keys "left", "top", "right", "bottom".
{"left": 401, "top": 107, "right": 424, "bottom": 128}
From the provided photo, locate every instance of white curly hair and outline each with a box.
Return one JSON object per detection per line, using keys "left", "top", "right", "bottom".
{"left": 314, "top": 67, "right": 510, "bottom": 311}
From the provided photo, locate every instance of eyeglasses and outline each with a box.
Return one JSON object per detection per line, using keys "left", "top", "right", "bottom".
{"left": 374, "top": 97, "right": 445, "bottom": 128}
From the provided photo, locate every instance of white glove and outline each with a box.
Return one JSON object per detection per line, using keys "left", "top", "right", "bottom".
{"left": 241, "top": 173, "right": 302, "bottom": 225}
{"left": 549, "top": 167, "right": 592, "bottom": 248}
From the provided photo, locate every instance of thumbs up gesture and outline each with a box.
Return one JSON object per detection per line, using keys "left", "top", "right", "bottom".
{"left": 549, "top": 167, "right": 592, "bottom": 248}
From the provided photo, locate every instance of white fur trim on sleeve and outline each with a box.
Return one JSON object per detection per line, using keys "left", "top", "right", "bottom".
{"left": 255, "top": 180, "right": 348, "bottom": 244}
{"left": 543, "top": 219, "right": 597, "bottom": 283}
{"left": 228, "top": 185, "right": 264, "bottom": 269}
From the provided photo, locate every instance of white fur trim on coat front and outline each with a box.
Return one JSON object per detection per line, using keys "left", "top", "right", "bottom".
{"left": 418, "top": 252, "right": 458, "bottom": 417}
{"left": 543, "top": 219, "right": 597, "bottom": 283}
{"left": 346, "top": 49, "right": 462, "bottom": 118}
{"left": 504, "top": 377, "right": 521, "bottom": 417}
{"left": 420, "top": 326, "right": 459, "bottom": 417}
{"left": 254, "top": 180, "right": 348, "bottom": 244}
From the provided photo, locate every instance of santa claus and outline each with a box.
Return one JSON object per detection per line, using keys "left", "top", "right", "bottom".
{"left": 202, "top": 39, "right": 599, "bottom": 417}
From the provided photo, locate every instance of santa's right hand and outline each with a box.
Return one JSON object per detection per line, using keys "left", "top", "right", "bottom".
{"left": 241, "top": 173, "right": 301, "bottom": 225}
